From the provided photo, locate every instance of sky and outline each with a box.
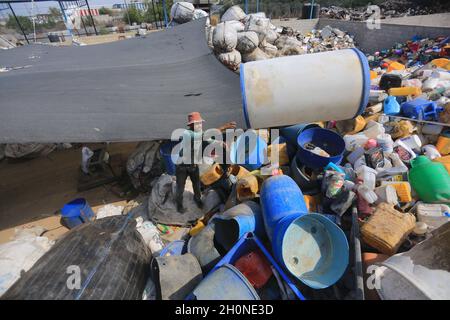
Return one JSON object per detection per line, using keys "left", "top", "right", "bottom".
{"left": 3, "top": 1, "right": 133, "bottom": 16}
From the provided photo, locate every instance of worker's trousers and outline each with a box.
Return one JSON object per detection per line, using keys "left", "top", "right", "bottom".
{"left": 175, "top": 164, "right": 202, "bottom": 208}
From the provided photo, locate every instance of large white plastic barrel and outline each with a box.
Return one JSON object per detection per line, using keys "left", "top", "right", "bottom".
{"left": 240, "top": 48, "right": 370, "bottom": 129}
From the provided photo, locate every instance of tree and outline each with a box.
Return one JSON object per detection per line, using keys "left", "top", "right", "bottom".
{"left": 48, "top": 7, "right": 62, "bottom": 19}
{"left": 123, "top": 6, "right": 143, "bottom": 24}
{"left": 6, "top": 14, "right": 33, "bottom": 33}
{"left": 99, "top": 7, "right": 113, "bottom": 15}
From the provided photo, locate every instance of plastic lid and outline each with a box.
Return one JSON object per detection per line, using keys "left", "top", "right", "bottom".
{"left": 413, "top": 222, "right": 428, "bottom": 235}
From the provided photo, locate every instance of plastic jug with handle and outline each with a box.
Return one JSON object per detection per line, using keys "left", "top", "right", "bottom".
{"left": 408, "top": 156, "right": 450, "bottom": 203}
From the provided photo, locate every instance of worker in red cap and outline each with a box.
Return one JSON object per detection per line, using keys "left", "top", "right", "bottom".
{"left": 176, "top": 112, "right": 236, "bottom": 213}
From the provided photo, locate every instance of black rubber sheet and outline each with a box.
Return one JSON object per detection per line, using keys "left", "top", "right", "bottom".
{"left": 0, "top": 18, "right": 244, "bottom": 143}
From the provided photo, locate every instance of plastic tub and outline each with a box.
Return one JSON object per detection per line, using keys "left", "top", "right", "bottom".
{"left": 240, "top": 48, "right": 370, "bottom": 129}
{"left": 296, "top": 128, "right": 345, "bottom": 169}
{"left": 272, "top": 213, "right": 349, "bottom": 289}
{"left": 213, "top": 202, "right": 265, "bottom": 251}
{"left": 206, "top": 232, "right": 305, "bottom": 300}
{"left": 230, "top": 130, "right": 267, "bottom": 171}
{"left": 289, "top": 155, "right": 320, "bottom": 195}
{"left": 160, "top": 141, "right": 179, "bottom": 175}
{"left": 60, "top": 198, "right": 95, "bottom": 229}
{"left": 376, "top": 223, "right": 450, "bottom": 300}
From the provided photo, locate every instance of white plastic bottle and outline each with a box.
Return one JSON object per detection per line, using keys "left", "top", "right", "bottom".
{"left": 356, "top": 165, "right": 378, "bottom": 190}
{"left": 357, "top": 184, "right": 378, "bottom": 204}
{"left": 374, "top": 185, "right": 398, "bottom": 205}
{"left": 416, "top": 202, "right": 450, "bottom": 230}
{"left": 422, "top": 144, "right": 441, "bottom": 160}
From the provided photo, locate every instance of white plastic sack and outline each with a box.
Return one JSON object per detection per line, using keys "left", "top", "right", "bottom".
{"left": 259, "top": 40, "right": 278, "bottom": 57}
{"left": 127, "top": 141, "right": 163, "bottom": 191}
{"left": 227, "top": 20, "right": 245, "bottom": 32}
{"left": 244, "top": 12, "right": 267, "bottom": 23}
{"left": 135, "top": 217, "right": 164, "bottom": 254}
{"left": 265, "top": 29, "right": 279, "bottom": 45}
{"left": 213, "top": 22, "right": 238, "bottom": 52}
{"left": 244, "top": 15, "right": 270, "bottom": 42}
{"left": 236, "top": 31, "right": 259, "bottom": 54}
{"left": 242, "top": 47, "right": 269, "bottom": 63}
{"left": 218, "top": 50, "right": 241, "bottom": 71}
{"left": 4, "top": 143, "right": 56, "bottom": 159}
{"left": 221, "top": 5, "right": 247, "bottom": 22}
{"left": 193, "top": 9, "right": 208, "bottom": 20}
{"left": 96, "top": 204, "right": 124, "bottom": 220}
{"left": 170, "top": 2, "right": 195, "bottom": 24}
{"left": 275, "top": 35, "right": 302, "bottom": 49}
{"left": 275, "top": 36, "right": 305, "bottom": 56}
{"left": 0, "top": 228, "right": 54, "bottom": 297}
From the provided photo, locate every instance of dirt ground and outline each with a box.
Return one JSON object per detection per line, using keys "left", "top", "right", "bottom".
{"left": 0, "top": 142, "right": 138, "bottom": 244}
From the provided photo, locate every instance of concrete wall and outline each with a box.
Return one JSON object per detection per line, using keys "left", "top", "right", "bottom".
{"left": 317, "top": 18, "right": 450, "bottom": 53}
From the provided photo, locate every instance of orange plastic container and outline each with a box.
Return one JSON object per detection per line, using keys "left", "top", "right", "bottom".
{"left": 436, "top": 135, "right": 450, "bottom": 155}
{"left": 304, "top": 195, "right": 319, "bottom": 212}
{"left": 387, "top": 61, "right": 405, "bottom": 72}
{"left": 267, "top": 143, "right": 289, "bottom": 166}
{"left": 234, "top": 250, "right": 273, "bottom": 289}
{"left": 200, "top": 163, "right": 224, "bottom": 186}
{"left": 434, "top": 156, "right": 450, "bottom": 174}
{"left": 388, "top": 87, "right": 422, "bottom": 97}
{"left": 370, "top": 70, "right": 378, "bottom": 80}
{"left": 381, "top": 181, "right": 412, "bottom": 202}
{"left": 431, "top": 58, "right": 450, "bottom": 70}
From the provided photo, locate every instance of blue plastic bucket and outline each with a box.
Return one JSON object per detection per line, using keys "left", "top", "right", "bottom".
{"left": 190, "top": 264, "right": 260, "bottom": 300}
{"left": 272, "top": 213, "right": 349, "bottom": 289}
{"left": 230, "top": 131, "right": 267, "bottom": 171}
{"left": 279, "top": 123, "right": 321, "bottom": 146}
{"left": 213, "top": 202, "right": 264, "bottom": 251}
{"left": 260, "top": 175, "right": 308, "bottom": 241}
{"left": 160, "top": 141, "right": 179, "bottom": 175}
{"left": 296, "top": 127, "right": 345, "bottom": 169}
{"left": 60, "top": 198, "right": 95, "bottom": 229}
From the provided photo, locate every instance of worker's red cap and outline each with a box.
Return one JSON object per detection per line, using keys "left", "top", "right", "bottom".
{"left": 187, "top": 112, "right": 205, "bottom": 125}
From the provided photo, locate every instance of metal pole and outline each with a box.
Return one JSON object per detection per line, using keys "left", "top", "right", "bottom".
{"left": 244, "top": 0, "right": 248, "bottom": 14}
{"left": 123, "top": 0, "right": 131, "bottom": 26}
{"left": 31, "top": 0, "right": 36, "bottom": 42}
{"left": 151, "top": 0, "right": 158, "bottom": 29}
{"left": 157, "top": 1, "right": 164, "bottom": 29}
{"left": 162, "top": 0, "right": 168, "bottom": 28}
{"left": 154, "top": 0, "right": 162, "bottom": 29}
{"left": 80, "top": 14, "right": 89, "bottom": 35}
{"left": 85, "top": 0, "right": 97, "bottom": 35}
{"left": 8, "top": 2, "right": 29, "bottom": 44}
{"left": 58, "top": 2, "right": 74, "bottom": 38}
{"left": 309, "top": 0, "right": 315, "bottom": 20}
{"left": 256, "top": 0, "right": 259, "bottom": 13}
